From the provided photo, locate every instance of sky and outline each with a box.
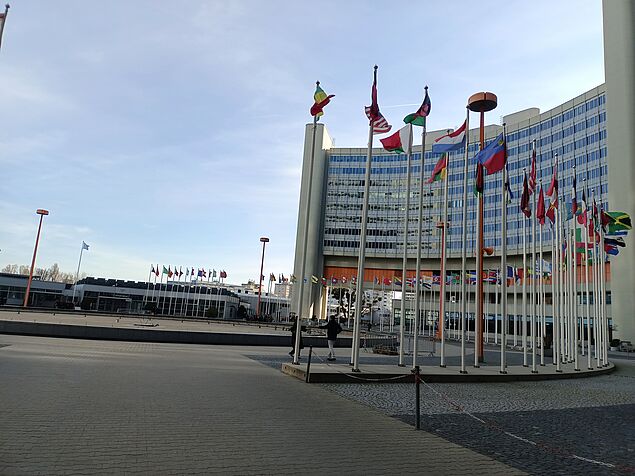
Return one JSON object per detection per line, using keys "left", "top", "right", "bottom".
{"left": 0, "top": 0, "right": 605, "bottom": 285}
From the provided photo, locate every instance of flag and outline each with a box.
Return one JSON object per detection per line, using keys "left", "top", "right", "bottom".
{"left": 331, "top": 276, "right": 338, "bottom": 284}
{"left": 220, "top": 270, "right": 227, "bottom": 279}
{"left": 82, "top": 241, "right": 90, "bottom": 251}
{"left": 432, "top": 120, "right": 466, "bottom": 153}
{"left": 341, "top": 276, "right": 347, "bottom": 284}
{"left": 0, "top": 5, "right": 9, "bottom": 52}
{"left": 383, "top": 277, "right": 392, "bottom": 286}
{"left": 186, "top": 268, "right": 190, "bottom": 277}
{"left": 310, "top": 82, "right": 334, "bottom": 118}
{"left": 290, "top": 274, "right": 297, "bottom": 283}
{"left": 197, "top": 269, "right": 203, "bottom": 277}
{"left": 394, "top": 277, "right": 402, "bottom": 286}
{"left": 212, "top": 269, "right": 217, "bottom": 278}
{"left": 528, "top": 146, "right": 536, "bottom": 195}
{"left": 546, "top": 194, "right": 558, "bottom": 224}
{"left": 475, "top": 133, "right": 506, "bottom": 174}
{"left": 380, "top": 124, "right": 412, "bottom": 154}
{"left": 506, "top": 266, "right": 515, "bottom": 286}
{"left": 178, "top": 267, "right": 183, "bottom": 277}
{"left": 505, "top": 161, "right": 513, "bottom": 202}
{"left": 151, "top": 265, "right": 156, "bottom": 275}
{"left": 474, "top": 162, "right": 484, "bottom": 196}
{"left": 270, "top": 273, "right": 276, "bottom": 282}
{"left": 605, "top": 236, "right": 626, "bottom": 248}
{"left": 351, "top": 276, "right": 357, "bottom": 285}
{"left": 311, "top": 275, "right": 319, "bottom": 284}
{"left": 537, "top": 186, "right": 546, "bottom": 225}
{"left": 427, "top": 154, "right": 447, "bottom": 183}
{"left": 162, "top": 265, "right": 168, "bottom": 275}
{"left": 168, "top": 266, "right": 173, "bottom": 278}
{"left": 321, "top": 277, "right": 327, "bottom": 286}
{"left": 202, "top": 269, "right": 207, "bottom": 278}
{"left": 364, "top": 67, "right": 392, "bottom": 134}
{"left": 546, "top": 160, "right": 558, "bottom": 197}
{"left": 571, "top": 172, "right": 578, "bottom": 216}
{"left": 577, "top": 188, "right": 587, "bottom": 225}
{"left": 604, "top": 211, "right": 632, "bottom": 232}
{"left": 403, "top": 89, "right": 431, "bottom": 127}
{"left": 520, "top": 172, "right": 531, "bottom": 218}
{"left": 605, "top": 244, "right": 619, "bottom": 256}
{"left": 155, "top": 265, "right": 160, "bottom": 277}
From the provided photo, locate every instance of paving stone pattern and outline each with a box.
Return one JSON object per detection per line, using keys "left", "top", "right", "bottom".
{"left": 319, "top": 364, "right": 635, "bottom": 475}
{"left": 0, "top": 335, "right": 520, "bottom": 475}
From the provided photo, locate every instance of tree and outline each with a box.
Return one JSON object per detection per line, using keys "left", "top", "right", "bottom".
{"left": 205, "top": 306, "right": 218, "bottom": 318}
{"left": 1, "top": 264, "right": 17, "bottom": 274}
{"left": 1, "top": 263, "right": 84, "bottom": 283}
{"left": 237, "top": 305, "right": 248, "bottom": 319}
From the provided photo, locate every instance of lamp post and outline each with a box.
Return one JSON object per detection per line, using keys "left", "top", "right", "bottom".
{"left": 467, "top": 92, "right": 497, "bottom": 364}
{"left": 256, "top": 237, "right": 269, "bottom": 318}
{"left": 23, "top": 208, "right": 49, "bottom": 308}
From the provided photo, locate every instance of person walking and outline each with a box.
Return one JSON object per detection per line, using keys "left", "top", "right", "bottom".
{"left": 320, "top": 315, "right": 343, "bottom": 361}
{"left": 289, "top": 319, "right": 305, "bottom": 358}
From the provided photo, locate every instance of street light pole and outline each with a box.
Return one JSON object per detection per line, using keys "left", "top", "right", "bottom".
{"left": 23, "top": 209, "right": 49, "bottom": 308}
{"left": 256, "top": 237, "right": 269, "bottom": 318}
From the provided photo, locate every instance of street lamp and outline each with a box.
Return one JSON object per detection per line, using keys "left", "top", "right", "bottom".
{"left": 23, "top": 208, "right": 49, "bottom": 307}
{"left": 256, "top": 236, "right": 269, "bottom": 318}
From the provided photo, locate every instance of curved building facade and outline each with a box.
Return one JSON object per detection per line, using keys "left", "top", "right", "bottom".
{"left": 290, "top": 83, "right": 630, "bottom": 337}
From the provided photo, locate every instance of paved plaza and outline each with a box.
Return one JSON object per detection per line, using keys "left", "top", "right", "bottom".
{"left": 0, "top": 334, "right": 520, "bottom": 475}
{"left": 0, "top": 332, "right": 633, "bottom": 474}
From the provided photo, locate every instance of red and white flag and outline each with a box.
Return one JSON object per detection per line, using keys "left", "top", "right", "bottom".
{"left": 364, "top": 66, "right": 392, "bottom": 135}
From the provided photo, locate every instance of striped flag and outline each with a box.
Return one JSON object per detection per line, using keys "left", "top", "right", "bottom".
{"left": 528, "top": 145, "right": 537, "bottom": 194}
{"left": 364, "top": 66, "right": 392, "bottom": 135}
{"left": 0, "top": 5, "right": 9, "bottom": 52}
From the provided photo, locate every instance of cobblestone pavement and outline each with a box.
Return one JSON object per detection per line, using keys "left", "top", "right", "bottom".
{"left": 317, "top": 360, "right": 635, "bottom": 475}
{"left": 0, "top": 334, "right": 520, "bottom": 475}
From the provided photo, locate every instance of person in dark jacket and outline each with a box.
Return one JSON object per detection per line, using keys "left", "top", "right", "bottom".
{"left": 319, "top": 315, "right": 343, "bottom": 361}
{"left": 289, "top": 319, "right": 305, "bottom": 357}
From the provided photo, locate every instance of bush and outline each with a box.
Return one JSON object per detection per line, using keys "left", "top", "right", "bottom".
{"left": 610, "top": 339, "right": 620, "bottom": 348}
{"left": 205, "top": 307, "right": 218, "bottom": 318}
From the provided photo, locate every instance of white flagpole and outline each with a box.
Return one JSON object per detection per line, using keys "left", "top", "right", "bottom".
{"left": 599, "top": 211, "right": 608, "bottom": 367}
{"left": 551, "top": 219, "right": 559, "bottom": 368}
{"left": 352, "top": 69, "right": 386, "bottom": 372}
{"left": 531, "top": 149, "right": 538, "bottom": 372}
{"left": 72, "top": 243, "right": 86, "bottom": 304}
{"left": 159, "top": 269, "right": 165, "bottom": 315}
{"left": 513, "top": 268, "right": 518, "bottom": 347}
{"left": 522, "top": 170, "right": 529, "bottom": 368}
{"left": 500, "top": 131, "right": 508, "bottom": 373}
{"left": 572, "top": 226, "right": 579, "bottom": 370}
{"left": 556, "top": 198, "right": 562, "bottom": 366}
{"left": 183, "top": 270, "right": 192, "bottom": 317}
{"left": 539, "top": 182, "right": 545, "bottom": 367}
{"left": 459, "top": 107, "right": 470, "bottom": 374}
{"left": 143, "top": 266, "right": 152, "bottom": 306}
{"left": 293, "top": 83, "right": 321, "bottom": 364}
{"left": 591, "top": 191, "right": 600, "bottom": 368}
{"left": 583, "top": 181, "right": 592, "bottom": 369}
{"left": 439, "top": 150, "right": 450, "bottom": 367}
{"left": 411, "top": 87, "right": 429, "bottom": 370}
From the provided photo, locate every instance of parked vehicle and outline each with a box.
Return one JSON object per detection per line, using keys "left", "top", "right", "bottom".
{"left": 619, "top": 341, "right": 633, "bottom": 352}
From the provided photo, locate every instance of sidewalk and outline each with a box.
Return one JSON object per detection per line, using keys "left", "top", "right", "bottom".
{"left": 0, "top": 334, "right": 522, "bottom": 475}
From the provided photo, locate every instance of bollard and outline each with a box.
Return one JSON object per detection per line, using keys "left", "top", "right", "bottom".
{"left": 305, "top": 346, "right": 313, "bottom": 383}
{"left": 412, "top": 365, "right": 421, "bottom": 430}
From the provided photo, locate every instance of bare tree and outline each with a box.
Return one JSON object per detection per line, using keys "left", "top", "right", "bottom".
{"left": 1, "top": 264, "right": 18, "bottom": 274}
{"left": 2, "top": 263, "right": 84, "bottom": 283}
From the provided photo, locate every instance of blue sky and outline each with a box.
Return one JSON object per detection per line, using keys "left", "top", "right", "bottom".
{"left": 0, "top": 0, "right": 604, "bottom": 285}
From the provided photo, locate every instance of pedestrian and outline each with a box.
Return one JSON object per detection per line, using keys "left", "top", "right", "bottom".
{"left": 319, "top": 315, "right": 343, "bottom": 361}
{"left": 289, "top": 319, "right": 305, "bottom": 357}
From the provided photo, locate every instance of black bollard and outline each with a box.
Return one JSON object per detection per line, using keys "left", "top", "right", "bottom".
{"left": 413, "top": 365, "right": 421, "bottom": 430}
{"left": 305, "top": 346, "right": 313, "bottom": 383}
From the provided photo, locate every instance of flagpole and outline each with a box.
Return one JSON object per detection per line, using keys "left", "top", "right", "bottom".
{"left": 352, "top": 68, "right": 382, "bottom": 372}
{"left": 522, "top": 170, "right": 529, "bottom": 368}
{"left": 500, "top": 123, "right": 508, "bottom": 373}
{"left": 531, "top": 149, "right": 538, "bottom": 372}
{"left": 439, "top": 150, "right": 450, "bottom": 368}
{"left": 411, "top": 86, "right": 428, "bottom": 369}
{"left": 599, "top": 208, "right": 608, "bottom": 367}
{"left": 151, "top": 265, "right": 157, "bottom": 305}
{"left": 183, "top": 269, "right": 192, "bottom": 317}
{"left": 72, "top": 243, "right": 86, "bottom": 305}
{"left": 591, "top": 190, "right": 600, "bottom": 367}
{"left": 556, "top": 202, "right": 563, "bottom": 372}
{"left": 539, "top": 197, "right": 546, "bottom": 367}
{"left": 159, "top": 269, "right": 165, "bottom": 315}
{"left": 459, "top": 107, "right": 470, "bottom": 374}
{"left": 583, "top": 181, "right": 592, "bottom": 369}
{"left": 143, "top": 267, "right": 152, "bottom": 306}
{"left": 293, "top": 82, "right": 321, "bottom": 365}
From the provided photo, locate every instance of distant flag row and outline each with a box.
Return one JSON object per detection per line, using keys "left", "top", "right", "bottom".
{"left": 149, "top": 265, "right": 227, "bottom": 280}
